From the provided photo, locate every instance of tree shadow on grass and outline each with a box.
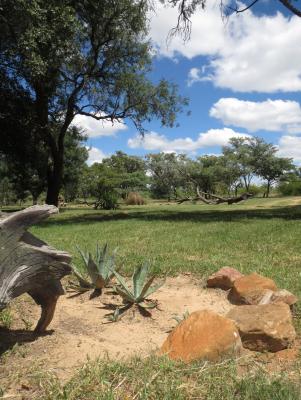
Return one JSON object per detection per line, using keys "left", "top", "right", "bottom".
{"left": 0, "top": 327, "right": 54, "bottom": 356}
{"left": 37, "top": 204, "right": 301, "bottom": 227}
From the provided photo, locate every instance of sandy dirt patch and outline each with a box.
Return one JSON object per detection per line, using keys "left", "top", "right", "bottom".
{"left": 0, "top": 275, "right": 232, "bottom": 384}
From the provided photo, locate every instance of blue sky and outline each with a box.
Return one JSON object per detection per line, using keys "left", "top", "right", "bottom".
{"left": 73, "top": 1, "right": 301, "bottom": 165}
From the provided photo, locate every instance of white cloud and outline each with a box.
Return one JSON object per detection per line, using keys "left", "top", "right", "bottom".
{"left": 128, "top": 128, "right": 250, "bottom": 153}
{"left": 86, "top": 146, "right": 106, "bottom": 165}
{"left": 151, "top": 2, "right": 301, "bottom": 92}
{"left": 187, "top": 67, "right": 211, "bottom": 86}
{"left": 277, "top": 136, "right": 301, "bottom": 164}
{"left": 150, "top": 0, "right": 226, "bottom": 59}
{"left": 73, "top": 114, "right": 127, "bottom": 137}
{"left": 210, "top": 98, "right": 301, "bottom": 134}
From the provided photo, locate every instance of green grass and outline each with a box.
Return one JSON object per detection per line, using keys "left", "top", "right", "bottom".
{"left": 31, "top": 196, "right": 301, "bottom": 296}
{"left": 34, "top": 356, "right": 301, "bottom": 400}
{"left": 17, "top": 196, "right": 301, "bottom": 399}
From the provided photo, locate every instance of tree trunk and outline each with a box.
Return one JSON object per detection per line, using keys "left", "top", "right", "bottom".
{"left": 46, "top": 145, "right": 64, "bottom": 206}
{"left": 0, "top": 205, "right": 71, "bottom": 332}
{"left": 266, "top": 181, "right": 271, "bottom": 198}
{"left": 32, "top": 195, "right": 38, "bottom": 205}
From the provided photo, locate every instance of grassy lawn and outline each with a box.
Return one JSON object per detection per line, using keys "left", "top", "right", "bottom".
{"left": 31, "top": 196, "right": 301, "bottom": 296}
{"left": 3, "top": 196, "right": 301, "bottom": 399}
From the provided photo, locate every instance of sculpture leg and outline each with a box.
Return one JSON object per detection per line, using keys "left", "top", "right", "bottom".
{"left": 29, "top": 281, "right": 64, "bottom": 333}
{"left": 34, "top": 295, "right": 59, "bottom": 333}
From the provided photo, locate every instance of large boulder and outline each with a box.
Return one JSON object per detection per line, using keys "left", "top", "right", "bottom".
{"left": 160, "top": 310, "right": 242, "bottom": 362}
{"left": 207, "top": 267, "right": 244, "bottom": 290}
{"left": 229, "top": 273, "right": 277, "bottom": 304}
{"left": 227, "top": 303, "right": 296, "bottom": 352}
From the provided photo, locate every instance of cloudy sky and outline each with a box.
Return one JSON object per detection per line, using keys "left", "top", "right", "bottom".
{"left": 77, "top": 1, "right": 301, "bottom": 165}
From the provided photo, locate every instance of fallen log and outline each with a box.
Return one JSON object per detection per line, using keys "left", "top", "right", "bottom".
{"left": 178, "top": 188, "right": 253, "bottom": 205}
{"left": 0, "top": 205, "right": 71, "bottom": 333}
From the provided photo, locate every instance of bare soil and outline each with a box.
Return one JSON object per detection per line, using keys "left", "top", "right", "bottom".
{"left": 1, "top": 274, "right": 299, "bottom": 398}
{"left": 0, "top": 275, "right": 232, "bottom": 388}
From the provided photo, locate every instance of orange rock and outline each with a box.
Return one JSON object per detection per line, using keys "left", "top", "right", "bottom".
{"left": 229, "top": 273, "right": 277, "bottom": 304}
{"left": 160, "top": 310, "right": 242, "bottom": 362}
{"left": 227, "top": 303, "right": 296, "bottom": 352}
{"left": 271, "top": 289, "right": 298, "bottom": 306}
{"left": 207, "top": 267, "right": 244, "bottom": 290}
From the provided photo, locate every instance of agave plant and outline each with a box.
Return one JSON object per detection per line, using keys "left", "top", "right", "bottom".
{"left": 68, "top": 243, "right": 118, "bottom": 299}
{"left": 109, "top": 262, "right": 165, "bottom": 320}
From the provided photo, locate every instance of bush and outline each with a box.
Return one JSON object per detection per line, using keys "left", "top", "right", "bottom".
{"left": 125, "top": 192, "right": 145, "bottom": 205}
{"left": 95, "top": 190, "right": 119, "bottom": 210}
{"left": 278, "top": 180, "right": 301, "bottom": 196}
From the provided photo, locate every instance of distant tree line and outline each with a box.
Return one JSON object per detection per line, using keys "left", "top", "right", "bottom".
{"left": 1, "top": 135, "right": 300, "bottom": 208}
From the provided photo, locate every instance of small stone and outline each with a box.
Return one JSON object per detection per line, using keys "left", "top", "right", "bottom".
{"left": 229, "top": 273, "right": 277, "bottom": 304}
{"left": 227, "top": 303, "right": 296, "bottom": 352}
{"left": 271, "top": 289, "right": 298, "bottom": 306}
{"left": 207, "top": 267, "right": 244, "bottom": 290}
{"left": 160, "top": 310, "right": 242, "bottom": 362}
{"left": 243, "top": 289, "right": 274, "bottom": 305}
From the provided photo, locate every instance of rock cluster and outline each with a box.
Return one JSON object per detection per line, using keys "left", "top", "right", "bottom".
{"left": 160, "top": 267, "right": 297, "bottom": 363}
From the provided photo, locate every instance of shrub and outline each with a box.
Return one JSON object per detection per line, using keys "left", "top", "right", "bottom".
{"left": 125, "top": 192, "right": 145, "bottom": 205}
{"left": 95, "top": 190, "right": 119, "bottom": 210}
{"left": 278, "top": 180, "right": 301, "bottom": 196}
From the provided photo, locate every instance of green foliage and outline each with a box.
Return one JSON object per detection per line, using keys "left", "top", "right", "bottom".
{"left": 0, "top": 0, "right": 186, "bottom": 205}
{"left": 110, "top": 262, "right": 165, "bottom": 320}
{"left": 69, "top": 243, "right": 118, "bottom": 298}
{"left": 279, "top": 180, "right": 301, "bottom": 196}
{"left": 78, "top": 152, "right": 148, "bottom": 207}
{"left": 147, "top": 153, "right": 187, "bottom": 200}
{"left": 33, "top": 355, "right": 301, "bottom": 400}
{"left": 102, "top": 151, "right": 148, "bottom": 199}
{"left": 62, "top": 129, "right": 88, "bottom": 202}
{"left": 95, "top": 190, "right": 119, "bottom": 210}
{"left": 31, "top": 198, "right": 301, "bottom": 301}
{"left": 0, "top": 308, "right": 12, "bottom": 329}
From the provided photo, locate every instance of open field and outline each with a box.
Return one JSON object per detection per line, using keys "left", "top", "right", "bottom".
{"left": 1, "top": 196, "right": 301, "bottom": 399}
{"left": 32, "top": 196, "right": 301, "bottom": 295}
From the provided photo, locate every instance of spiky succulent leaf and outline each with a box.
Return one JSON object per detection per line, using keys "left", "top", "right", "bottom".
{"left": 96, "top": 244, "right": 118, "bottom": 284}
{"left": 87, "top": 253, "right": 100, "bottom": 285}
{"left": 96, "top": 242, "right": 101, "bottom": 265}
{"left": 113, "top": 270, "right": 135, "bottom": 300}
{"left": 133, "top": 262, "right": 149, "bottom": 298}
{"left": 142, "top": 279, "right": 165, "bottom": 299}
{"left": 139, "top": 300, "right": 157, "bottom": 309}
{"left": 76, "top": 245, "right": 89, "bottom": 266}
{"left": 71, "top": 263, "right": 92, "bottom": 288}
{"left": 67, "top": 284, "right": 91, "bottom": 293}
{"left": 138, "top": 275, "right": 156, "bottom": 300}
{"left": 115, "top": 285, "right": 136, "bottom": 303}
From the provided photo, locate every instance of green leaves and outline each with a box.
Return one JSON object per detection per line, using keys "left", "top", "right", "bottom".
{"left": 112, "top": 262, "right": 165, "bottom": 315}
{"left": 106, "top": 262, "right": 165, "bottom": 321}
{"left": 70, "top": 242, "right": 164, "bottom": 320}
{"left": 69, "top": 243, "right": 118, "bottom": 298}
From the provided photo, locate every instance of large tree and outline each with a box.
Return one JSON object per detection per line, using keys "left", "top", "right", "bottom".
{"left": 102, "top": 151, "right": 147, "bottom": 198}
{"left": 0, "top": 0, "right": 186, "bottom": 206}
{"left": 222, "top": 137, "right": 256, "bottom": 192}
{"left": 147, "top": 153, "right": 186, "bottom": 200}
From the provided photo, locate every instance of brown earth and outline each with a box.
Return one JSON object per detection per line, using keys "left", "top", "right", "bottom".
{"left": 1, "top": 274, "right": 299, "bottom": 399}
{"left": 0, "top": 275, "right": 233, "bottom": 390}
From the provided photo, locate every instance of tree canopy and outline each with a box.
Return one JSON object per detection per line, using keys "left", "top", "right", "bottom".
{"left": 0, "top": 0, "right": 187, "bottom": 205}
